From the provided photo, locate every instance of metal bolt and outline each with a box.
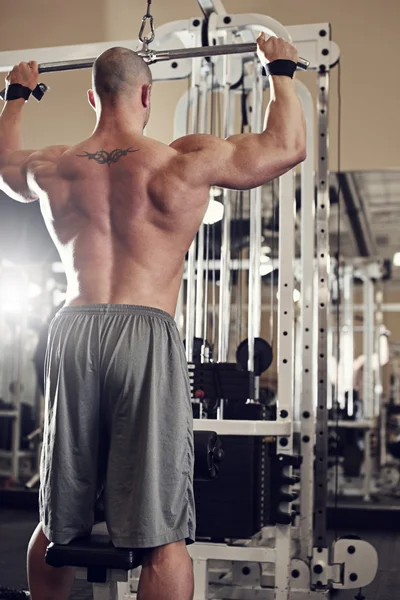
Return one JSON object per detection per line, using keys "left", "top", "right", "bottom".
{"left": 313, "top": 565, "right": 323, "bottom": 575}
{"left": 291, "top": 570, "right": 300, "bottom": 579}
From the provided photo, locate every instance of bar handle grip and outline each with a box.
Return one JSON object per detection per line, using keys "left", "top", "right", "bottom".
{"left": 0, "top": 83, "right": 49, "bottom": 102}
{"left": 297, "top": 57, "right": 310, "bottom": 71}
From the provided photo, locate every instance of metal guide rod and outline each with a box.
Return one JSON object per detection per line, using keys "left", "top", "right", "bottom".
{"left": 185, "top": 247, "right": 196, "bottom": 362}
{"left": 174, "top": 281, "right": 184, "bottom": 336}
{"left": 194, "top": 70, "right": 210, "bottom": 342}
{"left": 195, "top": 223, "right": 205, "bottom": 339}
{"left": 376, "top": 285, "right": 385, "bottom": 467}
{"left": 185, "top": 59, "right": 202, "bottom": 362}
{"left": 363, "top": 428, "right": 372, "bottom": 502}
{"left": 217, "top": 42, "right": 234, "bottom": 364}
{"left": 247, "top": 61, "right": 263, "bottom": 398}
{"left": 30, "top": 44, "right": 309, "bottom": 73}
{"left": 375, "top": 286, "right": 383, "bottom": 420}
{"left": 342, "top": 266, "right": 354, "bottom": 416}
{"left": 363, "top": 274, "right": 374, "bottom": 420}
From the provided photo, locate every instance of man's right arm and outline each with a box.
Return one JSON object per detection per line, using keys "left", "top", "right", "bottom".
{"left": 170, "top": 35, "right": 306, "bottom": 190}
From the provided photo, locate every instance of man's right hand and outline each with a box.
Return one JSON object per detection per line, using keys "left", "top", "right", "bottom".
{"left": 6, "top": 61, "right": 39, "bottom": 91}
{"left": 257, "top": 33, "right": 299, "bottom": 66}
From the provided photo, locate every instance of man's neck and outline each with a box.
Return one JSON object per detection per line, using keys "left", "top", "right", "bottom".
{"left": 93, "top": 105, "right": 144, "bottom": 136}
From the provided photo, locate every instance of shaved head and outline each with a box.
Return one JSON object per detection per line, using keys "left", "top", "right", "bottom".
{"left": 93, "top": 47, "right": 152, "bottom": 100}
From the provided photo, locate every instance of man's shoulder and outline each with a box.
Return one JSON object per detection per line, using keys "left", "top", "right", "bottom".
{"left": 27, "top": 145, "right": 71, "bottom": 166}
{"left": 169, "top": 133, "right": 218, "bottom": 154}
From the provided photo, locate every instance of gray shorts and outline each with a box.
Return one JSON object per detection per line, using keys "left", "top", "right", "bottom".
{"left": 39, "top": 304, "right": 195, "bottom": 549}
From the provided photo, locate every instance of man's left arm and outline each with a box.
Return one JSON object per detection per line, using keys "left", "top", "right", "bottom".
{"left": 0, "top": 60, "right": 41, "bottom": 202}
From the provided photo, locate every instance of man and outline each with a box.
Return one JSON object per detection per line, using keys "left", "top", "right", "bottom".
{"left": 0, "top": 33, "right": 305, "bottom": 600}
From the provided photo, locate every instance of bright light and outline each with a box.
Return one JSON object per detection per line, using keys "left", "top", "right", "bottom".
{"left": 393, "top": 252, "right": 400, "bottom": 266}
{"left": 261, "top": 246, "right": 271, "bottom": 255}
{"left": 203, "top": 199, "right": 224, "bottom": 225}
{"left": 0, "top": 282, "right": 27, "bottom": 313}
{"left": 28, "top": 283, "right": 42, "bottom": 299}
{"left": 53, "top": 289, "right": 67, "bottom": 306}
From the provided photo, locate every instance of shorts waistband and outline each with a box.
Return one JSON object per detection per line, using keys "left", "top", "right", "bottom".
{"left": 57, "top": 304, "right": 176, "bottom": 323}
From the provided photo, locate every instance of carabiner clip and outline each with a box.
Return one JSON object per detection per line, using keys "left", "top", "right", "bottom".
{"left": 139, "top": 14, "right": 155, "bottom": 45}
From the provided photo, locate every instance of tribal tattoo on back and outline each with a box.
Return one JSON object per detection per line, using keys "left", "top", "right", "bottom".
{"left": 76, "top": 147, "right": 139, "bottom": 166}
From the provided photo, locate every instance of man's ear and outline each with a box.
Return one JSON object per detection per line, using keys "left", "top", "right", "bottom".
{"left": 87, "top": 89, "right": 96, "bottom": 110}
{"left": 141, "top": 84, "right": 152, "bottom": 109}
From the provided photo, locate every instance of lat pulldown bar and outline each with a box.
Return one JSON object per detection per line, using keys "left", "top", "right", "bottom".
{"left": 0, "top": 42, "right": 309, "bottom": 100}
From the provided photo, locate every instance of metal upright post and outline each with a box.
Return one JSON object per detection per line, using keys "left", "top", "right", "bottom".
{"left": 185, "top": 52, "right": 202, "bottom": 362}
{"left": 247, "top": 62, "right": 264, "bottom": 400}
{"left": 196, "top": 0, "right": 227, "bottom": 16}
{"left": 296, "top": 80, "right": 316, "bottom": 561}
{"left": 313, "top": 68, "right": 330, "bottom": 553}
{"left": 275, "top": 170, "right": 295, "bottom": 600}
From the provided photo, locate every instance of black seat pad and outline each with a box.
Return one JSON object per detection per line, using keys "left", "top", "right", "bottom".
{"left": 46, "top": 535, "right": 144, "bottom": 571}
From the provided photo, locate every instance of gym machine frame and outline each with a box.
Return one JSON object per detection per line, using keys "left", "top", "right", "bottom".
{"left": 0, "top": 3, "right": 378, "bottom": 599}
{"left": 327, "top": 260, "right": 385, "bottom": 502}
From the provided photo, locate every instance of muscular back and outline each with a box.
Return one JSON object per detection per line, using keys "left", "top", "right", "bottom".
{"left": 30, "top": 134, "right": 210, "bottom": 315}
{"left": 0, "top": 44, "right": 306, "bottom": 316}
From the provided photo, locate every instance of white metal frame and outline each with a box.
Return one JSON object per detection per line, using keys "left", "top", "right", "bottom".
{"left": 163, "top": 13, "right": 376, "bottom": 600}
{"left": 297, "top": 81, "right": 316, "bottom": 562}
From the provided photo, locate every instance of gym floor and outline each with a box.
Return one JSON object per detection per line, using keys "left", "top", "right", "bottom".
{"left": 0, "top": 507, "right": 397, "bottom": 600}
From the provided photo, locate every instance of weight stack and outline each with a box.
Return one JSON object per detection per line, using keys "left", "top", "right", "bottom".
{"left": 194, "top": 402, "right": 273, "bottom": 540}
